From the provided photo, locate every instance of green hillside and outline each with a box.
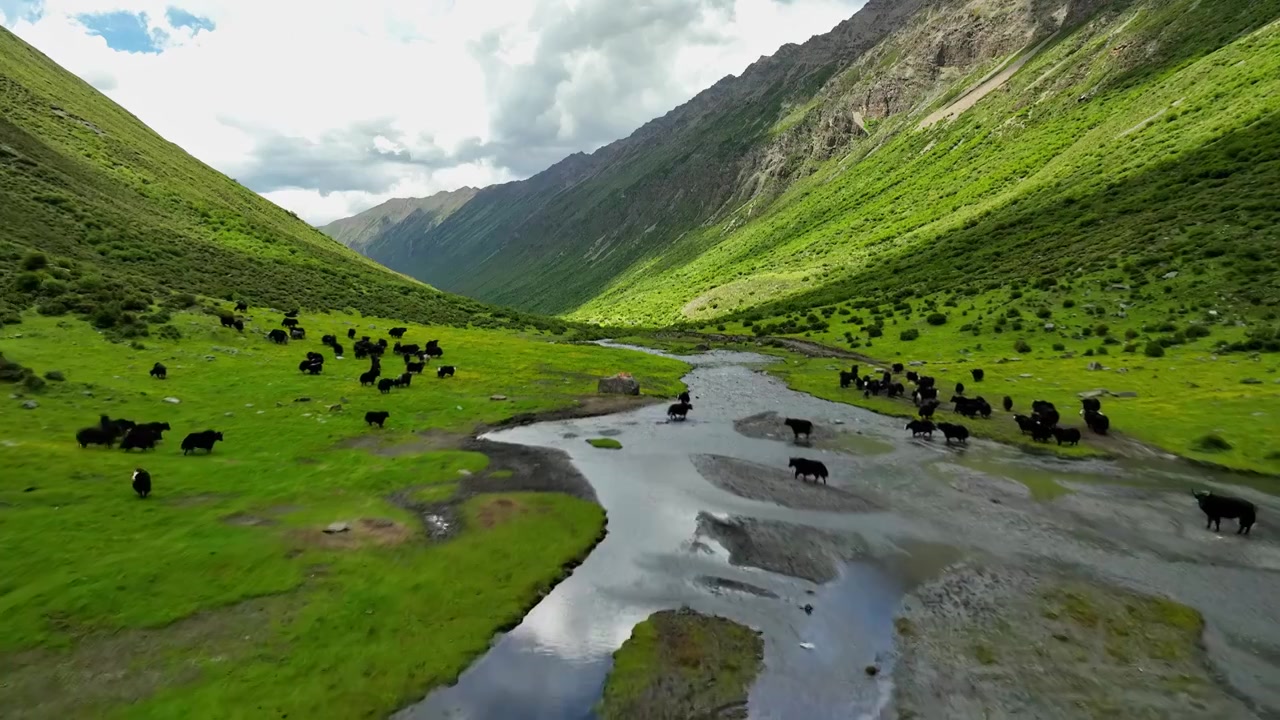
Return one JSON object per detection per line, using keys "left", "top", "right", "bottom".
{"left": 320, "top": 186, "right": 478, "bottom": 252}
{"left": 0, "top": 27, "right": 546, "bottom": 333}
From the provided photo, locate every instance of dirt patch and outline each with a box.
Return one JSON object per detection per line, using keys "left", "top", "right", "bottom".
{"left": 290, "top": 518, "right": 415, "bottom": 550}
{"left": 892, "top": 563, "right": 1255, "bottom": 719}
{"left": 221, "top": 512, "right": 277, "bottom": 527}
{"left": 458, "top": 437, "right": 597, "bottom": 503}
{"left": 692, "top": 454, "right": 879, "bottom": 512}
{"left": 0, "top": 594, "right": 295, "bottom": 720}
{"left": 474, "top": 497, "right": 535, "bottom": 529}
{"left": 697, "top": 513, "right": 869, "bottom": 584}
{"left": 334, "top": 428, "right": 469, "bottom": 457}
{"left": 480, "top": 394, "right": 662, "bottom": 432}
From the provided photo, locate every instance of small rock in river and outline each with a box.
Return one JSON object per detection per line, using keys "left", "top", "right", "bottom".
{"left": 803, "top": 604, "right": 814, "bottom": 615}
{"left": 865, "top": 665, "right": 880, "bottom": 676}
{"left": 799, "top": 642, "right": 815, "bottom": 650}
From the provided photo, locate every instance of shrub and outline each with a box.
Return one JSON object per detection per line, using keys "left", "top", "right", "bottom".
{"left": 14, "top": 272, "right": 42, "bottom": 293}
{"left": 43, "top": 370, "right": 66, "bottom": 381}
{"left": 926, "top": 313, "right": 947, "bottom": 326}
{"left": 1192, "top": 434, "right": 1232, "bottom": 453}
{"left": 1096, "top": 346, "right": 1108, "bottom": 355}
{"left": 156, "top": 324, "right": 183, "bottom": 340}
{"left": 867, "top": 326, "right": 883, "bottom": 338}
{"left": 1063, "top": 299, "right": 1076, "bottom": 308}
{"left": 1095, "top": 324, "right": 1110, "bottom": 337}
{"left": 1084, "top": 348, "right": 1095, "bottom": 357}
{"left": 716, "top": 324, "right": 726, "bottom": 332}
{"left": 20, "top": 252, "right": 48, "bottom": 271}
{"left": 1144, "top": 342, "right": 1166, "bottom": 358}
{"left": 22, "top": 373, "right": 46, "bottom": 392}
{"left": 1125, "top": 329, "right": 1139, "bottom": 340}
{"left": 1124, "top": 343, "right": 1138, "bottom": 353}
{"left": 1052, "top": 343, "right": 1066, "bottom": 351}
{"left": 1010, "top": 290, "right": 1023, "bottom": 300}
{"left": 1185, "top": 325, "right": 1211, "bottom": 339}
{"left": 1014, "top": 339, "right": 1032, "bottom": 354}
{"left": 900, "top": 329, "right": 920, "bottom": 341}
{"left": 1036, "top": 308, "right": 1052, "bottom": 319}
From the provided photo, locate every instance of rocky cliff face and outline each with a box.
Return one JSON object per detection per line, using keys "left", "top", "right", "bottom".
{"left": 320, "top": 187, "right": 477, "bottom": 253}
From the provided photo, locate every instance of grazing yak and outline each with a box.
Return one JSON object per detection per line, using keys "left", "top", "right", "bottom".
{"left": 1054, "top": 427, "right": 1082, "bottom": 446}
{"left": 919, "top": 401, "right": 939, "bottom": 419}
{"left": 937, "top": 422, "right": 969, "bottom": 445}
{"left": 359, "top": 369, "right": 381, "bottom": 386}
{"left": 284, "top": 309, "right": 299, "bottom": 318}
{"left": 378, "top": 378, "right": 395, "bottom": 394}
{"left": 788, "top": 457, "right": 828, "bottom": 484}
{"left": 892, "top": 363, "right": 904, "bottom": 373}
{"left": 906, "top": 420, "right": 935, "bottom": 438}
{"left": 425, "top": 341, "right": 444, "bottom": 359}
{"left": 120, "top": 428, "right": 160, "bottom": 452}
{"left": 290, "top": 327, "right": 306, "bottom": 340}
{"left": 678, "top": 391, "right": 692, "bottom": 404}
{"left": 1030, "top": 424, "right": 1055, "bottom": 443}
{"left": 394, "top": 372, "right": 413, "bottom": 388}
{"left": 388, "top": 327, "right": 408, "bottom": 339}
{"left": 917, "top": 375, "right": 936, "bottom": 389}
{"left": 322, "top": 334, "right": 337, "bottom": 347}
{"left": 1084, "top": 410, "right": 1110, "bottom": 435}
{"left": 365, "top": 411, "right": 390, "bottom": 428}
{"left": 347, "top": 328, "right": 357, "bottom": 339}
{"left": 667, "top": 402, "right": 692, "bottom": 421}
{"left": 234, "top": 301, "right": 248, "bottom": 312}
{"left": 1193, "top": 491, "right": 1256, "bottom": 535}
{"left": 137, "top": 421, "right": 171, "bottom": 438}
{"left": 1002, "top": 396, "right": 1013, "bottom": 412}
{"left": 268, "top": 329, "right": 289, "bottom": 344}
{"left": 437, "top": 365, "right": 456, "bottom": 379}
{"left": 282, "top": 317, "right": 299, "bottom": 328}
{"left": 955, "top": 382, "right": 965, "bottom": 395}
{"left": 219, "top": 314, "right": 237, "bottom": 329}
{"left": 330, "top": 343, "right": 344, "bottom": 358}
{"left": 132, "top": 468, "right": 152, "bottom": 498}
{"left": 971, "top": 368, "right": 984, "bottom": 382}
{"left": 906, "top": 371, "right": 919, "bottom": 384}
{"left": 405, "top": 361, "right": 426, "bottom": 374}
{"left": 77, "top": 425, "right": 121, "bottom": 449}
{"left": 839, "top": 371, "right": 854, "bottom": 389}
{"left": 784, "top": 418, "right": 813, "bottom": 442}
{"left": 887, "top": 383, "right": 906, "bottom": 399}
{"left": 150, "top": 362, "right": 167, "bottom": 379}
{"left": 233, "top": 319, "right": 244, "bottom": 332}
{"left": 181, "top": 430, "right": 223, "bottom": 455}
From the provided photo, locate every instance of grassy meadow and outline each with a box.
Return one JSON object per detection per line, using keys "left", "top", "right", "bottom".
{"left": 0, "top": 308, "right": 688, "bottom": 718}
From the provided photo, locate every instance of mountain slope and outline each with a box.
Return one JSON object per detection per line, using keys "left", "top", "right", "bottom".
{"left": 0, "top": 28, "right": 545, "bottom": 331}
{"left": 319, "top": 187, "right": 477, "bottom": 252}
{"left": 337, "top": 0, "right": 1279, "bottom": 326}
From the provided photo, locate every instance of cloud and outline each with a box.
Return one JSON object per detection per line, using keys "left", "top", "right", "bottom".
{"left": 4, "top": 0, "right": 864, "bottom": 224}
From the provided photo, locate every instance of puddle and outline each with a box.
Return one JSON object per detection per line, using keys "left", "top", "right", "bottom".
{"left": 396, "top": 344, "right": 1280, "bottom": 719}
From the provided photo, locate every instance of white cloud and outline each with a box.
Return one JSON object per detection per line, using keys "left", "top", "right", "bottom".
{"left": 5, "top": 0, "right": 863, "bottom": 224}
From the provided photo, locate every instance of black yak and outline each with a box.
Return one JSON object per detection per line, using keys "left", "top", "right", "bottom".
{"left": 132, "top": 468, "right": 152, "bottom": 498}
{"left": 788, "top": 457, "right": 828, "bottom": 484}
{"left": 1193, "top": 491, "right": 1256, "bottom": 535}
{"left": 784, "top": 418, "right": 813, "bottom": 442}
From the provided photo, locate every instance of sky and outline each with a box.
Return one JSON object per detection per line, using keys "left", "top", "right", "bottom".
{"left": 2, "top": 0, "right": 864, "bottom": 225}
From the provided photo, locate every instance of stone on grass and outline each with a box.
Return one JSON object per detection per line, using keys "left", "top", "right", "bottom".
{"left": 323, "top": 522, "right": 350, "bottom": 534}
{"left": 294, "top": 397, "right": 311, "bottom": 403}
{"left": 1113, "top": 391, "right": 1138, "bottom": 398}
{"left": 598, "top": 373, "right": 640, "bottom": 396}
{"left": 163, "top": 397, "right": 181, "bottom": 404}
{"left": 21, "top": 400, "right": 38, "bottom": 409}
{"left": 43, "top": 370, "right": 65, "bottom": 382}
{"left": 1241, "top": 378, "right": 1263, "bottom": 385}
{"left": 490, "top": 395, "right": 508, "bottom": 401}
{"left": 1087, "top": 362, "right": 1104, "bottom": 371}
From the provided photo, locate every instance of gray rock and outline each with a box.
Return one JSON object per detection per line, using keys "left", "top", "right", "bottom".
{"left": 323, "top": 522, "right": 350, "bottom": 534}
{"left": 1020, "top": 373, "right": 1033, "bottom": 378}
{"left": 490, "top": 395, "right": 508, "bottom": 401}
{"left": 204, "top": 355, "right": 216, "bottom": 361}
{"left": 1113, "top": 391, "right": 1139, "bottom": 398}
{"left": 163, "top": 397, "right": 181, "bottom": 404}
{"left": 329, "top": 404, "right": 343, "bottom": 412}
{"left": 598, "top": 375, "right": 640, "bottom": 396}
{"left": 1162, "top": 271, "right": 1179, "bottom": 280}
{"left": 82, "top": 391, "right": 94, "bottom": 397}
{"left": 908, "top": 361, "right": 925, "bottom": 367}
{"left": 21, "top": 400, "right": 38, "bottom": 410}
{"left": 224, "top": 412, "right": 234, "bottom": 417}
{"left": 1044, "top": 323, "right": 1055, "bottom": 331}
{"left": 1079, "top": 389, "right": 1108, "bottom": 399}
{"left": 44, "top": 370, "right": 66, "bottom": 382}
{"left": 1241, "top": 378, "right": 1263, "bottom": 385}
{"left": 1087, "top": 362, "right": 1104, "bottom": 371}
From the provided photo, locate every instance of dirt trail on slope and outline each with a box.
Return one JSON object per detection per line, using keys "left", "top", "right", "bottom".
{"left": 918, "top": 32, "right": 1059, "bottom": 129}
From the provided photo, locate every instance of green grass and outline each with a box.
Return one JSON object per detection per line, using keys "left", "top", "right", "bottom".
{"left": 0, "top": 27, "right": 566, "bottom": 335}
{"left": 587, "top": 438, "right": 624, "bottom": 450}
{"left": 0, "top": 311, "right": 689, "bottom": 718}
{"left": 598, "top": 609, "right": 763, "bottom": 720}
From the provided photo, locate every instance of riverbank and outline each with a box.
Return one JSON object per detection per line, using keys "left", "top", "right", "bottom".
{"left": 0, "top": 312, "right": 690, "bottom": 719}
{"left": 624, "top": 331, "right": 1280, "bottom": 488}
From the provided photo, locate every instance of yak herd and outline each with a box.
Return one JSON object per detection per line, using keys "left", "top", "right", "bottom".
{"left": 667, "top": 359, "right": 1258, "bottom": 536}
{"left": 75, "top": 306, "right": 459, "bottom": 499}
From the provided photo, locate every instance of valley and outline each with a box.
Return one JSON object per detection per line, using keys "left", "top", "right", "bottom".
{"left": 3, "top": 0, "right": 1280, "bottom": 717}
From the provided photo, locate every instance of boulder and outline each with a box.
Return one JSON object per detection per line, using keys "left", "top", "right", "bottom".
{"left": 1112, "top": 391, "right": 1139, "bottom": 398}
{"left": 323, "top": 522, "right": 350, "bottom": 534}
{"left": 329, "top": 404, "right": 343, "bottom": 412}
{"left": 1087, "top": 362, "right": 1104, "bottom": 371}
{"left": 1078, "top": 389, "right": 1108, "bottom": 399}
{"left": 598, "top": 373, "right": 640, "bottom": 396}
{"left": 21, "top": 400, "right": 38, "bottom": 409}
{"left": 1162, "top": 271, "right": 1179, "bottom": 280}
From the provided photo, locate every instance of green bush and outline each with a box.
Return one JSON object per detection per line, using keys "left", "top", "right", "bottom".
{"left": 926, "top": 313, "right": 947, "bottom": 326}
{"left": 156, "top": 324, "right": 183, "bottom": 340}
{"left": 14, "top": 272, "right": 41, "bottom": 293}
{"left": 1063, "top": 299, "right": 1076, "bottom": 308}
{"left": 1052, "top": 343, "right": 1066, "bottom": 351}
{"left": 1036, "top": 308, "right": 1052, "bottom": 319}
{"left": 866, "top": 326, "right": 883, "bottom": 338}
{"left": 1125, "top": 329, "right": 1139, "bottom": 340}
{"left": 1084, "top": 348, "right": 1095, "bottom": 357}
{"left": 1144, "top": 342, "right": 1166, "bottom": 358}
{"left": 43, "top": 370, "right": 66, "bottom": 381}
{"left": 900, "top": 329, "right": 920, "bottom": 341}
{"left": 1014, "top": 339, "right": 1032, "bottom": 354}
{"left": 1185, "top": 325, "right": 1211, "bottom": 339}
{"left": 20, "top": 252, "right": 48, "bottom": 271}
{"left": 1095, "top": 324, "right": 1110, "bottom": 337}
{"left": 1124, "top": 343, "right": 1138, "bottom": 353}
{"left": 1192, "top": 434, "right": 1232, "bottom": 453}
